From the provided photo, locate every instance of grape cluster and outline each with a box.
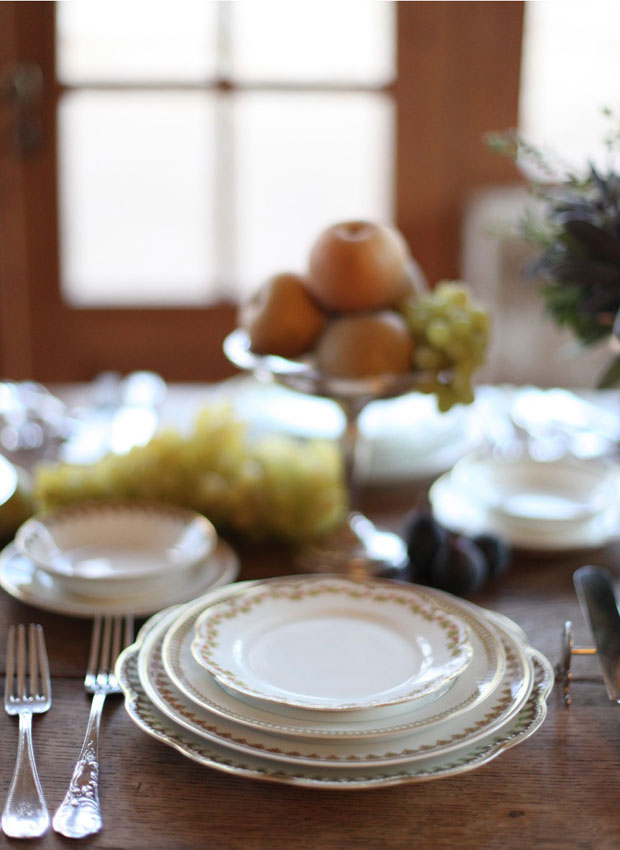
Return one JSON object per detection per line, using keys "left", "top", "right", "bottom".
{"left": 400, "top": 281, "right": 489, "bottom": 411}
{"left": 33, "top": 404, "right": 347, "bottom": 544}
{"left": 402, "top": 506, "right": 510, "bottom": 596}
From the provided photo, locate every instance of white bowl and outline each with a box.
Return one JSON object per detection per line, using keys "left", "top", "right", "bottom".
{"left": 449, "top": 452, "right": 620, "bottom": 539}
{"left": 15, "top": 502, "right": 217, "bottom": 599}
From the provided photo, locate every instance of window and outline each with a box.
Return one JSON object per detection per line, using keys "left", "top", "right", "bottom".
{"left": 520, "top": 0, "right": 620, "bottom": 171}
{"left": 56, "top": 1, "right": 396, "bottom": 307}
{"left": 0, "top": 2, "right": 524, "bottom": 381}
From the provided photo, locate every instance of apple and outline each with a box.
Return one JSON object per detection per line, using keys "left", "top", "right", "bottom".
{"left": 315, "top": 311, "right": 414, "bottom": 379}
{"left": 239, "top": 272, "right": 326, "bottom": 358}
{"left": 306, "top": 220, "right": 410, "bottom": 313}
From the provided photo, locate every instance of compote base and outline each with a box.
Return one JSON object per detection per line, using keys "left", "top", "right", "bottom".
{"left": 295, "top": 512, "right": 409, "bottom": 579}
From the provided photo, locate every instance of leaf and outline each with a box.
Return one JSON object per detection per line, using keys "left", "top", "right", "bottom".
{"left": 563, "top": 219, "right": 620, "bottom": 263}
{"left": 549, "top": 258, "right": 620, "bottom": 286}
{"left": 597, "top": 353, "right": 620, "bottom": 388}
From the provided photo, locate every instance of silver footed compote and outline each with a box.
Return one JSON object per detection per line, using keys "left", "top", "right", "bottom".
{"left": 224, "top": 329, "right": 433, "bottom": 578}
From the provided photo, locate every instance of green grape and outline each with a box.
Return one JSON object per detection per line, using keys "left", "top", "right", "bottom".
{"left": 426, "top": 319, "right": 451, "bottom": 349}
{"left": 32, "top": 404, "right": 347, "bottom": 544}
{"left": 400, "top": 280, "right": 489, "bottom": 412}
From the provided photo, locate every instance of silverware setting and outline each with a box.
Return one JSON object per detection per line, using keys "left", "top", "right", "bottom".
{"left": 2, "top": 623, "right": 52, "bottom": 839}
{"left": 53, "top": 614, "right": 134, "bottom": 839}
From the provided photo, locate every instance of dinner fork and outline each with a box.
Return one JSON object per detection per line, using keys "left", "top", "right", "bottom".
{"left": 2, "top": 623, "right": 52, "bottom": 839}
{"left": 52, "top": 615, "right": 134, "bottom": 839}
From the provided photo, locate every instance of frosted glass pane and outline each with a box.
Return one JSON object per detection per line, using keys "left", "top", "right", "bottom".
{"left": 233, "top": 92, "right": 394, "bottom": 297}
{"left": 520, "top": 1, "right": 620, "bottom": 172}
{"left": 58, "top": 91, "right": 217, "bottom": 306}
{"left": 56, "top": 0, "right": 217, "bottom": 83}
{"left": 231, "top": 0, "right": 395, "bottom": 85}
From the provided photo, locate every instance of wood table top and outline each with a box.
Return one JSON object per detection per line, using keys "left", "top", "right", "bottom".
{"left": 1, "top": 491, "right": 618, "bottom": 850}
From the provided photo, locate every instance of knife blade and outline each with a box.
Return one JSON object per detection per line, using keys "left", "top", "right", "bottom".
{"left": 573, "top": 565, "right": 620, "bottom": 703}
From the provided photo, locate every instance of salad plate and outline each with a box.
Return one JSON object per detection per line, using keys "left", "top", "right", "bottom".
{"left": 117, "top": 611, "right": 553, "bottom": 788}
{"left": 190, "top": 576, "right": 473, "bottom": 712}
{"left": 163, "top": 582, "right": 505, "bottom": 740}
{"left": 0, "top": 539, "right": 239, "bottom": 618}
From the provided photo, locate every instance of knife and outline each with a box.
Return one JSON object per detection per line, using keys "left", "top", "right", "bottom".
{"left": 573, "top": 565, "right": 620, "bottom": 704}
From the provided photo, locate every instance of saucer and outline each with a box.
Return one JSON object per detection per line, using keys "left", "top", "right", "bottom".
{"left": 0, "top": 539, "right": 239, "bottom": 617}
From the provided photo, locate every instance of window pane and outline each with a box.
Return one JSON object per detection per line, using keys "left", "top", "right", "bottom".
{"left": 231, "top": 0, "right": 395, "bottom": 85}
{"left": 520, "top": 1, "right": 620, "bottom": 170}
{"left": 233, "top": 92, "right": 394, "bottom": 297}
{"left": 56, "top": 0, "right": 217, "bottom": 84}
{"left": 58, "top": 91, "right": 217, "bottom": 307}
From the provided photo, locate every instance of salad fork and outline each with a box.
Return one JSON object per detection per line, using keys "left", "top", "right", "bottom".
{"left": 52, "top": 615, "right": 134, "bottom": 839}
{"left": 2, "top": 623, "right": 52, "bottom": 839}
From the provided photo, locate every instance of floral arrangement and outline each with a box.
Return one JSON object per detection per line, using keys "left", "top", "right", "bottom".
{"left": 486, "top": 111, "right": 620, "bottom": 387}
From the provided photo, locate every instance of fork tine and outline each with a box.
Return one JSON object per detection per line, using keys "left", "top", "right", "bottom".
{"left": 28, "top": 624, "right": 38, "bottom": 698}
{"left": 5, "top": 625, "right": 15, "bottom": 702}
{"left": 16, "top": 624, "right": 26, "bottom": 699}
{"left": 124, "top": 615, "right": 134, "bottom": 646}
{"left": 98, "top": 616, "right": 113, "bottom": 681}
{"left": 110, "top": 617, "right": 122, "bottom": 672}
{"left": 34, "top": 625, "right": 51, "bottom": 701}
{"left": 86, "top": 617, "right": 102, "bottom": 683}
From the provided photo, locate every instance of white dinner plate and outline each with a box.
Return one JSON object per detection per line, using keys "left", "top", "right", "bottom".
{"left": 162, "top": 582, "right": 505, "bottom": 741}
{"left": 0, "top": 539, "right": 239, "bottom": 617}
{"left": 117, "top": 609, "right": 553, "bottom": 788}
{"left": 429, "top": 469, "right": 620, "bottom": 551}
{"left": 190, "top": 576, "right": 473, "bottom": 712}
{"left": 137, "top": 584, "right": 533, "bottom": 768}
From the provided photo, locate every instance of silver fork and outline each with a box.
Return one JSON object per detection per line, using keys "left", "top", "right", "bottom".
{"left": 52, "top": 615, "right": 134, "bottom": 839}
{"left": 2, "top": 623, "right": 52, "bottom": 839}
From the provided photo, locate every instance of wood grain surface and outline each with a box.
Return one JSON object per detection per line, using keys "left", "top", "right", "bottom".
{"left": 0, "top": 490, "right": 619, "bottom": 850}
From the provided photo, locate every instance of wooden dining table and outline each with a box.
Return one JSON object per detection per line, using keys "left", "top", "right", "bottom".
{"left": 0, "top": 386, "right": 619, "bottom": 850}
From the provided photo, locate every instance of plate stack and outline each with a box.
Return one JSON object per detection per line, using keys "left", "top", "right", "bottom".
{"left": 116, "top": 574, "right": 553, "bottom": 789}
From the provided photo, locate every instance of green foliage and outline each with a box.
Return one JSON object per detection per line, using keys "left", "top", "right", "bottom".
{"left": 487, "top": 114, "right": 620, "bottom": 386}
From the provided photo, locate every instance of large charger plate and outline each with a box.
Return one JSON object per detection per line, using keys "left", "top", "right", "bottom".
{"left": 136, "top": 585, "right": 534, "bottom": 767}
{"left": 162, "top": 581, "right": 505, "bottom": 740}
{"left": 117, "top": 611, "right": 553, "bottom": 789}
{"left": 190, "top": 577, "right": 473, "bottom": 712}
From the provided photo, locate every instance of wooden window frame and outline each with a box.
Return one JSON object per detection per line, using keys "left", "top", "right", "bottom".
{"left": 0, "top": 1, "right": 523, "bottom": 382}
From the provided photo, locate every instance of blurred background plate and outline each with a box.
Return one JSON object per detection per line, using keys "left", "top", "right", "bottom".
{"left": 203, "top": 376, "right": 482, "bottom": 484}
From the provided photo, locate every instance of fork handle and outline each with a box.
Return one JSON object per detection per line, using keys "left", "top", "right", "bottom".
{"left": 52, "top": 691, "right": 107, "bottom": 838}
{"left": 2, "top": 710, "right": 50, "bottom": 838}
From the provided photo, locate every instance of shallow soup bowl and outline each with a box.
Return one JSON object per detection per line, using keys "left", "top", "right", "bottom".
{"left": 450, "top": 452, "right": 619, "bottom": 539}
{"left": 15, "top": 502, "right": 217, "bottom": 600}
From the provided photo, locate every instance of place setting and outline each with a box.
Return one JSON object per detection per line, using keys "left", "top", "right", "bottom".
{"left": 115, "top": 573, "right": 554, "bottom": 790}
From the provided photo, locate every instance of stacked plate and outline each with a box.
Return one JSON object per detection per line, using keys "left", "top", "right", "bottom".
{"left": 430, "top": 451, "right": 620, "bottom": 552}
{"left": 116, "top": 574, "right": 553, "bottom": 789}
{"left": 1, "top": 502, "right": 240, "bottom": 617}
